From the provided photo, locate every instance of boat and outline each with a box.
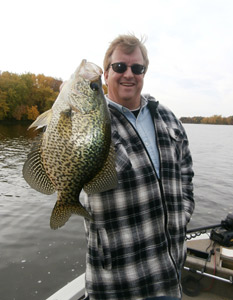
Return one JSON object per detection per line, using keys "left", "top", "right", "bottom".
{"left": 182, "top": 213, "right": 233, "bottom": 299}
{"left": 46, "top": 214, "right": 233, "bottom": 300}
{"left": 46, "top": 273, "right": 86, "bottom": 300}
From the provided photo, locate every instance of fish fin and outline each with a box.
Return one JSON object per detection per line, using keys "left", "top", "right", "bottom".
{"left": 84, "top": 144, "right": 118, "bottom": 194}
{"left": 50, "top": 199, "right": 92, "bottom": 230}
{"left": 28, "top": 109, "right": 53, "bottom": 130}
{"left": 23, "top": 135, "right": 56, "bottom": 195}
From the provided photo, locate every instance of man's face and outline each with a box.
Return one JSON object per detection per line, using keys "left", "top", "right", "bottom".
{"left": 104, "top": 46, "right": 145, "bottom": 110}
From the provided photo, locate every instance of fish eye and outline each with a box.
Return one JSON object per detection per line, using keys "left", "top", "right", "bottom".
{"left": 90, "top": 82, "right": 99, "bottom": 91}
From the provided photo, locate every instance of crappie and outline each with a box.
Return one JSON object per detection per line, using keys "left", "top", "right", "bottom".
{"left": 23, "top": 59, "right": 117, "bottom": 229}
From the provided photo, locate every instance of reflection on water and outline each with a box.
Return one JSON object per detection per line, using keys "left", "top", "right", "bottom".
{"left": 0, "top": 122, "right": 39, "bottom": 140}
{"left": 0, "top": 123, "right": 233, "bottom": 300}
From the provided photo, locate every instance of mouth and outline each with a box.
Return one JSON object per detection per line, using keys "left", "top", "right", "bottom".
{"left": 120, "top": 82, "right": 135, "bottom": 87}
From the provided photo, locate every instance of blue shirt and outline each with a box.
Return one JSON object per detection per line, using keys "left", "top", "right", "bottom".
{"left": 106, "top": 95, "right": 160, "bottom": 178}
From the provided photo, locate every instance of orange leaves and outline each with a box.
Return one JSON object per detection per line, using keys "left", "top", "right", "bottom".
{"left": 0, "top": 71, "right": 62, "bottom": 121}
{"left": 27, "top": 105, "right": 40, "bottom": 120}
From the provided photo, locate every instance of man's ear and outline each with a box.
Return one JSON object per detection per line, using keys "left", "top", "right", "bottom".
{"left": 104, "top": 70, "right": 109, "bottom": 86}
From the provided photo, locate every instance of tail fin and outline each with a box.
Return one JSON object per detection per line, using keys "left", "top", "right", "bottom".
{"left": 50, "top": 200, "right": 92, "bottom": 230}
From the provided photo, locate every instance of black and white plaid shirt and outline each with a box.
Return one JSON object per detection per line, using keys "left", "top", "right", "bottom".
{"left": 84, "top": 95, "right": 194, "bottom": 300}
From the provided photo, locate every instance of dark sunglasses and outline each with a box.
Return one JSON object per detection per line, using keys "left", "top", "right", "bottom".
{"left": 110, "top": 62, "right": 145, "bottom": 75}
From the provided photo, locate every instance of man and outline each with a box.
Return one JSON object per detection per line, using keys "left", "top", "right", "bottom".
{"left": 83, "top": 34, "right": 195, "bottom": 300}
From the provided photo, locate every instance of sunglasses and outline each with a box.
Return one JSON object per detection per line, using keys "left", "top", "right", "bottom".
{"left": 110, "top": 62, "right": 145, "bottom": 75}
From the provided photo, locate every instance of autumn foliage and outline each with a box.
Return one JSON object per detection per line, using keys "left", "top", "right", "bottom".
{"left": 180, "top": 115, "right": 233, "bottom": 125}
{"left": 0, "top": 71, "right": 62, "bottom": 121}
{"left": 0, "top": 71, "right": 232, "bottom": 125}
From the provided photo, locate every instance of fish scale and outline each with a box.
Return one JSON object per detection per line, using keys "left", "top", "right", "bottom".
{"left": 23, "top": 59, "right": 118, "bottom": 229}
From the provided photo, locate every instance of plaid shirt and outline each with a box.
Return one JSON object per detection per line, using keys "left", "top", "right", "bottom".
{"left": 84, "top": 95, "right": 194, "bottom": 300}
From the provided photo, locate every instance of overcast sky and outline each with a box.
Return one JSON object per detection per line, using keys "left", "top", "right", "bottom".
{"left": 1, "top": 0, "right": 233, "bottom": 117}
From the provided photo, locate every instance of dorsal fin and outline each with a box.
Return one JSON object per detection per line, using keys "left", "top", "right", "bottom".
{"left": 28, "top": 109, "right": 53, "bottom": 130}
{"left": 22, "top": 135, "right": 56, "bottom": 195}
{"left": 83, "top": 144, "right": 118, "bottom": 194}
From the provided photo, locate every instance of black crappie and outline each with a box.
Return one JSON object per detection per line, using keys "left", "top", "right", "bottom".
{"left": 23, "top": 59, "right": 117, "bottom": 229}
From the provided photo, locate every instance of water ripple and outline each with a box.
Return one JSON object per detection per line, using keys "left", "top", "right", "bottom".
{"left": 0, "top": 123, "right": 233, "bottom": 299}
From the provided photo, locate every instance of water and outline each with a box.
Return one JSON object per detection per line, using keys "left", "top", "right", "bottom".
{"left": 0, "top": 124, "right": 86, "bottom": 300}
{"left": 184, "top": 124, "right": 233, "bottom": 228}
{"left": 0, "top": 123, "right": 233, "bottom": 300}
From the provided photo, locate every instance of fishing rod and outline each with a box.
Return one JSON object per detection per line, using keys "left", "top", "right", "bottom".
{"left": 186, "top": 213, "right": 233, "bottom": 246}
{"left": 187, "top": 223, "right": 221, "bottom": 234}
{"left": 187, "top": 213, "right": 233, "bottom": 234}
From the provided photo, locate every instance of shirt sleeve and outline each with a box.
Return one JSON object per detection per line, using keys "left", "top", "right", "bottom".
{"left": 180, "top": 125, "right": 195, "bottom": 223}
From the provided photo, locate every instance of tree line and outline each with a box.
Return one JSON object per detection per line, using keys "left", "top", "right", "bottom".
{"left": 0, "top": 71, "right": 232, "bottom": 124}
{"left": 0, "top": 71, "right": 62, "bottom": 121}
{"left": 180, "top": 115, "right": 233, "bottom": 125}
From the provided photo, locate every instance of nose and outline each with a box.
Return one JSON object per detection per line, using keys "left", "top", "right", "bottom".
{"left": 123, "top": 66, "right": 134, "bottom": 77}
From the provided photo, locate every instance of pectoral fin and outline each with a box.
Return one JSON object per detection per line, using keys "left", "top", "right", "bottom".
{"left": 84, "top": 144, "right": 118, "bottom": 194}
{"left": 29, "top": 109, "right": 53, "bottom": 130}
{"left": 23, "top": 135, "right": 56, "bottom": 195}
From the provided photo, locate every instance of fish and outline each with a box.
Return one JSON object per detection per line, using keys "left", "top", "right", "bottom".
{"left": 23, "top": 59, "right": 118, "bottom": 230}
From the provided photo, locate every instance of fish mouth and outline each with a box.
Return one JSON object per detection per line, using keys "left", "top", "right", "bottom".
{"left": 78, "top": 59, "right": 103, "bottom": 81}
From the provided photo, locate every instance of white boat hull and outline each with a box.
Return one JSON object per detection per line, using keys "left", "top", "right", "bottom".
{"left": 46, "top": 273, "right": 85, "bottom": 300}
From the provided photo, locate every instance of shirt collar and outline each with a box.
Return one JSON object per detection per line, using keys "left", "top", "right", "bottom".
{"left": 105, "top": 95, "right": 148, "bottom": 114}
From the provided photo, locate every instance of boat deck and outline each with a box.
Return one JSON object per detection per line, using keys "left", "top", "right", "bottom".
{"left": 183, "top": 293, "right": 230, "bottom": 300}
{"left": 182, "top": 268, "right": 233, "bottom": 300}
{"left": 182, "top": 235, "right": 233, "bottom": 300}
{"left": 46, "top": 235, "right": 233, "bottom": 300}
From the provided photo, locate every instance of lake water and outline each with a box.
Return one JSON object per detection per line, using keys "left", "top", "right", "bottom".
{"left": 0, "top": 123, "right": 233, "bottom": 300}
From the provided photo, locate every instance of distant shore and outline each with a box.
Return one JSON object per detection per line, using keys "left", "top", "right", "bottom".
{"left": 0, "top": 116, "right": 232, "bottom": 126}
{"left": 180, "top": 115, "right": 233, "bottom": 125}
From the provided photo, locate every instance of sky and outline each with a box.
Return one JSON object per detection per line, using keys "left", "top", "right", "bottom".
{"left": 1, "top": 0, "right": 233, "bottom": 117}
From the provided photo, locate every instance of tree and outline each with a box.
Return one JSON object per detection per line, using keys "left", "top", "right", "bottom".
{"left": 12, "top": 105, "right": 27, "bottom": 121}
{"left": 0, "top": 91, "right": 10, "bottom": 120}
{"left": 180, "top": 115, "right": 233, "bottom": 125}
{"left": 226, "top": 116, "right": 233, "bottom": 125}
{"left": 0, "top": 71, "right": 62, "bottom": 121}
{"left": 27, "top": 105, "right": 40, "bottom": 120}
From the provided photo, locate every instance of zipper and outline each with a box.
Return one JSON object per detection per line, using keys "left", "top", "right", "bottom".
{"left": 152, "top": 115, "right": 181, "bottom": 288}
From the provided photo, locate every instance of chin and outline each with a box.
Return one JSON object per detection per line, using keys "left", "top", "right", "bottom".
{"left": 120, "top": 92, "right": 135, "bottom": 100}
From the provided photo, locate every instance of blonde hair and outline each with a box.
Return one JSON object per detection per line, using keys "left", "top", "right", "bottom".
{"left": 103, "top": 34, "right": 149, "bottom": 73}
